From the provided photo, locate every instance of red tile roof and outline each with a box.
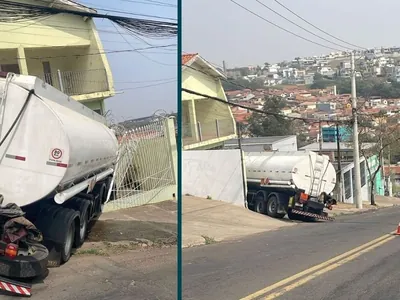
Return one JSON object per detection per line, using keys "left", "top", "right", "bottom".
{"left": 182, "top": 53, "right": 198, "bottom": 65}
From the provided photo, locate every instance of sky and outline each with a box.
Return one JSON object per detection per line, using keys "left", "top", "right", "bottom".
{"left": 80, "top": 0, "right": 177, "bottom": 121}
{"left": 183, "top": 0, "right": 400, "bottom": 69}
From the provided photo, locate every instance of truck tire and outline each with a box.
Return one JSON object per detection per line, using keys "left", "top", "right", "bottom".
{"left": 255, "top": 197, "right": 267, "bottom": 214}
{"left": 76, "top": 205, "right": 89, "bottom": 248}
{"left": 61, "top": 220, "right": 75, "bottom": 264}
{"left": 93, "top": 182, "right": 107, "bottom": 218}
{"left": 64, "top": 198, "right": 91, "bottom": 248}
{"left": 267, "top": 195, "right": 285, "bottom": 219}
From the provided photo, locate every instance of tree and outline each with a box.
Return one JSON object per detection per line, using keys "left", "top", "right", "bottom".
{"left": 355, "top": 113, "right": 400, "bottom": 205}
{"left": 248, "top": 96, "right": 294, "bottom": 137}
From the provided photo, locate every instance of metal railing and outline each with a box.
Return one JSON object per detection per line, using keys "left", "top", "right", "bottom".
{"left": 39, "top": 69, "right": 109, "bottom": 96}
{"left": 182, "top": 118, "right": 236, "bottom": 146}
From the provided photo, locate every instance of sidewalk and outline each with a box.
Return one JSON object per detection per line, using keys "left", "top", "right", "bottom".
{"left": 83, "top": 200, "right": 177, "bottom": 252}
{"left": 182, "top": 196, "right": 294, "bottom": 247}
{"left": 329, "top": 195, "right": 400, "bottom": 217}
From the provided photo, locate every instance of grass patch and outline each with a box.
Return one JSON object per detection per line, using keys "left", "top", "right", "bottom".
{"left": 75, "top": 248, "right": 108, "bottom": 256}
{"left": 201, "top": 235, "right": 217, "bottom": 245}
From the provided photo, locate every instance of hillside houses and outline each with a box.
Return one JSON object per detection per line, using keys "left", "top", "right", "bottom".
{"left": 228, "top": 84, "right": 400, "bottom": 142}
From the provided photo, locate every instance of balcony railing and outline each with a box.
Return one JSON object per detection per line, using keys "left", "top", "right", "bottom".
{"left": 182, "top": 118, "right": 236, "bottom": 146}
{"left": 38, "top": 69, "right": 110, "bottom": 96}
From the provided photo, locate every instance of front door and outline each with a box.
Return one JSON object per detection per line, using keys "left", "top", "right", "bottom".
{"left": 42, "top": 61, "right": 53, "bottom": 85}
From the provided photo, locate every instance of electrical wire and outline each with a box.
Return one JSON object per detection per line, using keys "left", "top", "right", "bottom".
{"left": 119, "top": 79, "right": 176, "bottom": 91}
{"left": 229, "top": 0, "right": 347, "bottom": 52}
{"left": 111, "top": 22, "right": 176, "bottom": 67}
{"left": 272, "top": 0, "right": 366, "bottom": 50}
{"left": 119, "top": 0, "right": 176, "bottom": 8}
{"left": 0, "top": 45, "right": 176, "bottom": 62}
{"left": 0, "top": 1, "right": 177, "bottom": 38}
{"left": 67, "top": 1, "right": 177, "bottom": 20}
{"left": 255, "top": 0, "right": 356, "bottom": 51}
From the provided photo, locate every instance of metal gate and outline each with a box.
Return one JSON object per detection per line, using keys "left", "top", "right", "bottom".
{"left": 104, "top": 118, "right": 176, "bottom": 211}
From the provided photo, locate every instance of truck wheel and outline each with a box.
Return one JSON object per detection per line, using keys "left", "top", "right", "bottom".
{"left": 255, "top": 197, "right": 267, "bottom": 214}
{"left": 76, "top": 207, "right": 89, "bottom": 247}
{"left": 61, "top": 220, "right": 76, "bottom": 263}
{"left": 267, "top": 195, "right": 285, "bottom": 219}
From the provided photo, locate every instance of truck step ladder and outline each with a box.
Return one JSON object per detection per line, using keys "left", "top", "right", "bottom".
{"left": 0, "top": 276, "right": 32, "bottom": 297}
{"left": 310, "top": 155, "right": 325, "bottom": 197}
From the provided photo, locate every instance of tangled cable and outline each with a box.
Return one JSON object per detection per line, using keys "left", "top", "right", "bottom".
{"left": 0, "top": 0, "right": 177, "bottom": 38}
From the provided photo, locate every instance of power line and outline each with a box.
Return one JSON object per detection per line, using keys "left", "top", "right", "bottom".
{"left": 111, "top": 22, "right": 176, "bottom": 67}
{"left": 119, "top": 79, "right": 176, "bottom": 90}
{"left": 272, "top": 0, "right": 366, "bottom": 50}
{"left": 0, "top": 0, "right": 177, "bottom": 38}
{"left": 119, "top": 0, "right": 176, "bottom": 7}
{"left": 71, "top": 1, "right": 177, "bottom": 20}
{"left": 0, "top": 44, "right": 176, "bottom": 62}
{"left": 229, "top": 0, "right": 346, "bottom": 52}
{"left": 255, "top": 0, "right": 356, "bottom": 51}
{"left": 182, "top": 88, "right": 345, "bottom": 124}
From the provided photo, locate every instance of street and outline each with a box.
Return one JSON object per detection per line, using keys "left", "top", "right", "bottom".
{"left": 183, "top": 206, "right": 400, "bottom": 300}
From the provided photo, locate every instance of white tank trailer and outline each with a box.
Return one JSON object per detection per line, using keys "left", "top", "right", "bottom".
{"left": 0, "top": 73, "right": 118, "bottom": 280}
{"left": 245, "top": 151, "right": 337, "bottom": 221}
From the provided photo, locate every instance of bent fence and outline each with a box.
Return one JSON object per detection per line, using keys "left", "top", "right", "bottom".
{"left": 104, "top": 118, "right": 177, "bottom": 212}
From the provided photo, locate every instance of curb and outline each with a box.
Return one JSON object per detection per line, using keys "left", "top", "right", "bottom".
{"left": 329, "top": 203, "right": 399, "bottom": 217}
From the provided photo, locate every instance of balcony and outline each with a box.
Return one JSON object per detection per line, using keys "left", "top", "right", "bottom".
{"left": 38, "top": 69, "right": 110, "bottom": 97}
{"left": 182, "top": 118, "right": 236, "bottom": 149}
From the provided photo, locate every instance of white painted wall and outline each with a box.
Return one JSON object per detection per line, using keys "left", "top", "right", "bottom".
{"left": 182, "top": 150, "right": 246, "bottom": 207}
{"left": 273, "top": 136, "right": 298, "bottom": 151}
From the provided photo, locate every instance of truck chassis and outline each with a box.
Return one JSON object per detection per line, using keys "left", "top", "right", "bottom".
{"left": 247, "top": 183, "right": 336, "bottom": 222}
{"left": 0, "top": 176, "right": 113, "bottom": 297}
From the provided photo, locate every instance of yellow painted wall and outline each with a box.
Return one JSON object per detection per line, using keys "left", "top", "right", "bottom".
{"left": 83, "top": 100, "right": 104, "bottom": 113}
{"left": 0, "top": 0, "right": 115, "bottom": 103}
{"left": 182, "top": 63, "right": 220, "bottom": 100}
{"left": 181, "top": 60, "right": 237, "bottom": 149}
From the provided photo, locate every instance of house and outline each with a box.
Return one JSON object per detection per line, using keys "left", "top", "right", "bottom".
{"left": 182, "top": 53, "right": 237, "bottom": 150}
{"left": 299, "top": 142, "right": 376, "bottom": 162}
{"left": 0, "top": 0, "right": 114, "bottom": 114}
{"left": 334, "top": 155, "right": 384, "bottom": 204}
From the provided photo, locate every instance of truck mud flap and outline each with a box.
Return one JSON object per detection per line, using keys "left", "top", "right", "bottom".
{"left": 291, "top": 209, "right": 335, "bottom": 221}
{"left": 0, "top": 276, "right": 32, "bottom": 297}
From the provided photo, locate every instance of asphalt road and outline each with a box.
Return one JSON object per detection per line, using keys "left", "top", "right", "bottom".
{"left": 183, "top": 206, "right": 400, "bottom": 300}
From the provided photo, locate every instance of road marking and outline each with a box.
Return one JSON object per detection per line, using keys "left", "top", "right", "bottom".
{"left": 263, "top": 235, "right": 395, "bottom": 299}
{"left": 240, "top": 233, "right": 396, "bottom": 300}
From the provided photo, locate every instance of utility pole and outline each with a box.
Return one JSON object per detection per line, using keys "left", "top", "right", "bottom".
{"left": 237, "top": 123, "right": 247, "bottom": 207}
{"left": 336, "top": 121, "right": 342, "bottom": 202}
{"left": 319, "top": 120, "right": 323, "bottom": 154}
{"left": 351, "top": 51, "right": 363, "bottom": 209}
{"left": 388, "top": 145, "right": 392, "bottom": 197}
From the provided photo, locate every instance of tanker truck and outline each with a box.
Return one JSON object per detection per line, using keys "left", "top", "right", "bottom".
{"left": 245, "top": 151, "right": 337, "bottom": 222}
{"left": 0, "top": 73, "right": 118, "bottom": 295}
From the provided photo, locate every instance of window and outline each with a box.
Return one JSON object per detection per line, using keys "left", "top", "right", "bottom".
{"left": 0, "top": 64, "right": 20, "bottom": 73}
{"left": 360, "top": 161, "right": 366, "bottom": 187}
{"left": 93, "top": 109, "right": 102, "bottom": 115}
{"left": 344, "top": 170, "right": 352, "bottom": 199}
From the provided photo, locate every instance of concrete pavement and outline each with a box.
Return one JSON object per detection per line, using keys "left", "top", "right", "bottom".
{"left": 1, "top": 247, "right": 177, "bottom": 300}
{"left": 182, "top": 196, "right": 295, "bottom": 247}
{"left": 183, "top": 206, "right": 400, "bottom": 300}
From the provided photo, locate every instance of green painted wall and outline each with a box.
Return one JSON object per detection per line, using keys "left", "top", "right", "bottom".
{"left": 367, "top": 155, "right": 384, "bottom": 196}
